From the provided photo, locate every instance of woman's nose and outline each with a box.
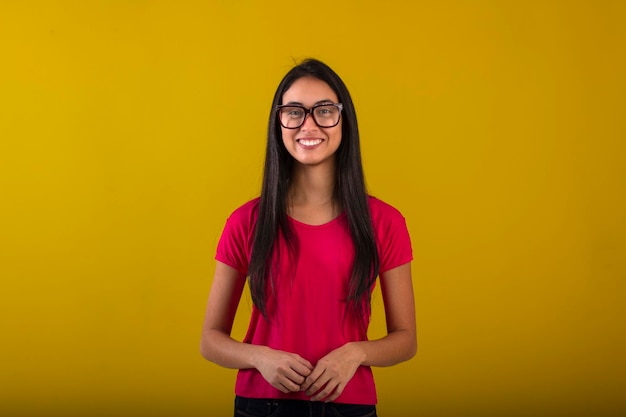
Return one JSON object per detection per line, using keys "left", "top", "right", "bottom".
{"left": 300, "top": 112, "right": 318, "bottom": 130}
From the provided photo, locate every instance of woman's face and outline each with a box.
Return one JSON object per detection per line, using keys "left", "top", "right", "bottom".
{"left": 280, "top": 76, "right": 342, "bottom": 168}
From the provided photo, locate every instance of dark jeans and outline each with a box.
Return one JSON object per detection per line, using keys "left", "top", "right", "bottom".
{"left": 234, "top": 395, "right": 377, "bottom": 417}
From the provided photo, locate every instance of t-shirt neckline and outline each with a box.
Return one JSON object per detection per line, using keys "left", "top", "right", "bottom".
{"left": 287, "top": 212, "right": 346, "bottom": 229}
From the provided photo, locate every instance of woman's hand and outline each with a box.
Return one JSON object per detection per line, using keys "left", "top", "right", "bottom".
{"left": 255, "top": 347, "right": 314, "bottom": 393}
{"left": 301, "top": 342, "right": 365, "bottom": 402}
{"left": 201, "top": 262, "right": 313, "bottom": 394}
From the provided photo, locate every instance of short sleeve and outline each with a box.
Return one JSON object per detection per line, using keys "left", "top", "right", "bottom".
{"left": 215, "top": 199, "right": 259, "bottom": 275}
{"left": 370, "top": 197, "right": 413, "bottom": 273}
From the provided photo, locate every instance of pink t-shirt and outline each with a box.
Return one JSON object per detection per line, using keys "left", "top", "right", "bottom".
{"left": 215, "top": 196, "right": 413, "bottom": 404}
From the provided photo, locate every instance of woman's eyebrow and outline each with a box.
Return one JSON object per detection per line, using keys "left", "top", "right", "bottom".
{"left": 284, "top": 99, "right": 334, "bottom": 106}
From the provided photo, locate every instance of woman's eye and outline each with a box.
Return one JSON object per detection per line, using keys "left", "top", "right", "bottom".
{"left": 315, "top": 106, "right": 335, "bottom": 117}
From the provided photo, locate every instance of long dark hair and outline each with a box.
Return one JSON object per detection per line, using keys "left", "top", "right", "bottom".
{"left": 248, "top": 58, "right": 380, "bottom": 320}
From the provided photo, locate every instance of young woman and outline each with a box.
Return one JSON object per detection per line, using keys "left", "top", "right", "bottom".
{"left": 201, "top": 59, "right": 416, "bottom": 417}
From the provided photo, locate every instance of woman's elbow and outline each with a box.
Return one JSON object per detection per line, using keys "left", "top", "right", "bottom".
{"left": 407, "top": 339, "right": 418, "bottom": 360}
{"left": 402, "top": 333, "right": 418, "bottom": 362}
{"left": 199, "top": 334, "right": 216, "bottom": 363}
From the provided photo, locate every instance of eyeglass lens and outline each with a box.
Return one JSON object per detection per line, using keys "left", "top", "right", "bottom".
{"left": 278, "top": 105, "right": 340, "bottom": 128}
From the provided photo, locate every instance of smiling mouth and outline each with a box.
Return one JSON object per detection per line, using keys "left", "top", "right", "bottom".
{"left": 297, "top": 139, "right": 323, "bottom": 146}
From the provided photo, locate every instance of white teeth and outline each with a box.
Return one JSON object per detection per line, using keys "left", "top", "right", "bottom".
{"left": 299, "top": 139, "right": 322, "bottom": 146}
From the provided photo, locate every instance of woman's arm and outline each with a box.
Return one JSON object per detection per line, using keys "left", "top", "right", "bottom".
{"left": 356, "top": 261, "right": 418, "bottom": 366}
{"left": 200, "top": 261, "right": 313, "bottom": 392}
{"left": 302, "top": 262, "right": 416, "bottom": 401}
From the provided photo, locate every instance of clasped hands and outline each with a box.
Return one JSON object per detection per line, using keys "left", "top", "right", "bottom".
{"left": 256, "top": 342, "right": 364, "bottom": 402}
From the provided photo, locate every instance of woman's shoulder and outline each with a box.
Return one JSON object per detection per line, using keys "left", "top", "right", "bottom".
{"left": 230, "top": 197, "right": 261, "bottom": 214}
{"left": 225, "top": 197, "right": 261, "bottom": 226}
{"left": 367, "top": 195, "right": 406, "bottom": 220}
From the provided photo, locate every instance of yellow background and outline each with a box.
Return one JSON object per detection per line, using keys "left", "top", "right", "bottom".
{"left": 1, "top": 1, "right": 624, "bottom": 416}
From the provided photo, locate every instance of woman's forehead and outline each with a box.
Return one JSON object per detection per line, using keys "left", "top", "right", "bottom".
{"left": 282, "top": 76, "right": 338, "bottom": 105}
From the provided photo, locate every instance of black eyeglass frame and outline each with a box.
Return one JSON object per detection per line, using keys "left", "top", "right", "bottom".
{"left": 276, "top": 103, "right": 344, "bottom": 129}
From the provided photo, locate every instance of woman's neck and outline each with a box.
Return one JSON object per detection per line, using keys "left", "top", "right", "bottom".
{"left": 289, "top": 164, "right": 334, "bottom": 203}
{"left": 287, "top": 163, "right": 340, "bottom": 224}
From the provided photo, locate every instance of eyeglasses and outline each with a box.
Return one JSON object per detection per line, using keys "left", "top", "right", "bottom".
{"left": 276, "top": 103, "right": 343, "bottom": 129}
